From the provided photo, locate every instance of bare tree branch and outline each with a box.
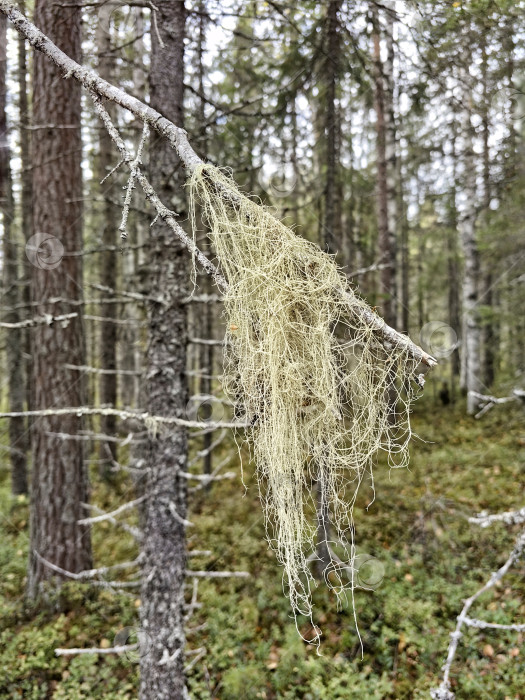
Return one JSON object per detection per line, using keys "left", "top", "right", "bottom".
{"left": 0, "top": 312, "right": 78, "bottom": 328}
{"left": 82, "top": 503, "right": 142, "bottom": 540}
{"left": 55, "top": 645, "right": 138, "bottom": 657}
{"left": 469, "top": 390, "right": 525, "bottom": 419}
{"left": 0, "top": 405, "right": 248, "bottom": 431}
{"left": 469, "top": 506, "right": 525, "bottom": 528}
{"left": 0, "top": 0, "right": 436, "bottom": 368}
{"left": 185, "top": 570, "right": 250, "bottom": 579}
{"left": 78, "top": 496, "right": 148, "bottom": 525}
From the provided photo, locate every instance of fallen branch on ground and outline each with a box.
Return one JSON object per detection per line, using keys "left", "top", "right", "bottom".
{"left": 469, "top": 389, "right": 525, "bottom": 419}
{"left": 431, "top": 524, "right": 525, "bottom": 699}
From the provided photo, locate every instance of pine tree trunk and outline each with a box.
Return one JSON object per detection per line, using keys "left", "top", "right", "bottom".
{"left": 139, "top": 2, "right": 189, "bottom": 698}
{"left": 398, "top": 155, "right": 410, "bottom": 334}
{"left": 479, "top": 44, "right": 496, "bottom": 388}
{"left": 372, "top": 5, "right": 396, "bottom": 328}
{"left": 0, "top": 13, "right": 28, "bottom": 495}
{"left": 323, "top": 0, "right": 342, "bottom": 255}
{"left": 27, "top": 0, "right": 91, "bottom": 599}
{"left": 96, "top": 4, "right": 118, "bottom": 477}
{"left": 120, "top": 7, "right": 146, "bottom": 410}
{"left": 446, "top": 131, "right": 461, "bottom": 388}
{"left": 383, "top": 2, "right": 398, "bottom": 326}
{"left": 17, "top": 0, "right": 33, "bottom": 429}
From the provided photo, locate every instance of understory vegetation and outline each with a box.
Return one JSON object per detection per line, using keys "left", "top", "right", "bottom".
{"left": 1, "top": 393, "right": 523, "bottom": 699}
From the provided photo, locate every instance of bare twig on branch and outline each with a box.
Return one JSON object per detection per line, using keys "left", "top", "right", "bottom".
{"left": 34, "top": 549, "right": 142, "bottom": 580}
{"left": 0, "top": 405, "right": 248, "bottom": 431}
{"left": 0, "top": 0, "right": 436, "bottom": 368}
{"left": 184, "top": 647, "right": 206, "bottom": 672}
{"left": 64, "top": 241, "right": 147, "bottom": 256}
{"left": 81, "top": 503, "right": 142, "bottom": 541}
{"left": 188, "top": 551, "right": 212, "bottom": 557}
{"left": 184, "top": 578, "right": 200, "bottom": 624}
{"left": 84, "top": 315, "right": 146, "bottom": 326}
{"left": 45, "top": 431, "right": 140, "bottom": 445}
{"left": 34, "top": 550, "right": 141, "bottom": 591}
{"left": 185, "top": 570, "right": 250, "bottom": 579}
{"left": 460, "top": 617, "right": 525, "bottom": 632}
{"left": 187, "top": 429, "right": 228, "bottom": 467}
{"left": 64, "top": 364, "right": 141, "bottom": 376}
{"left": 0, "top": 312, "right": 78, "bottom": 328}
{"left": 469, "top": 390, "right": 525, "bottom": 419}
{"left": 3, "top": 297, "right": 145, "bottom": 311}
{"left": 347, "top": 260, "right": 392, "bottom": 278}
{"left": 55, "top": 644, "right": 138, "bottom": 657}
{"left": 78, "top": 496, "right": 148, "bottom": 525}
{"left": 181, "top": 469, "right": 236, "bottom": 483}
{"left": 183, "top": 294, "right": 222, "bottom": 304}
{"left": 89, "top": 282, "right": 163, "bottom": 304}
{"left": 89, "top": 93, "right": 228, "bottom": 292}
{"left": 188, "top": 337, "right": 224, "bottom": 346}
{"left": 118, "top": 122, "right": 149, "bottom": 241}
{"left": 469, "top": 506, "right": 525, "bottom": 528}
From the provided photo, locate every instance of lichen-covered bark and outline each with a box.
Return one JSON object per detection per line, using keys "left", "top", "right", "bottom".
{"left": 27, "top": 0, "right": 91, "bottom": 599}
{"left": 139, "top": 2, "right": 189, "bottom": 698}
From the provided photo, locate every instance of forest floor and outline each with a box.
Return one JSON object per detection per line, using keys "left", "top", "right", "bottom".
{"left": 0, "top": 393, "right": 524, "bottom": 699}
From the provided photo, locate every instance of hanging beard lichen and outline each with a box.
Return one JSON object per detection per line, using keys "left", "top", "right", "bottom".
{"left": 189, "top": 164, "right": 420, "bottom": 648}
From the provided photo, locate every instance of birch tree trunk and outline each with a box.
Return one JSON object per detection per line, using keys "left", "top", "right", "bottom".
{"left": 139, "top": 2, "right": 189, "bottom": 697}
{"left": 0, "top": 13, "right": 28, "bottom": 494}
{"left": 447, "top": 132, "right": 461, "bottom": 389}
{"left": 458, "top": 81, "right": 482, "bottom": 415}
{"left": 27, "top": 0, "right": 91, "bottom": 598}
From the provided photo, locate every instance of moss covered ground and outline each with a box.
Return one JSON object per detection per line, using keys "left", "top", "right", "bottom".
{"left": 0, "top": 394, "right": 524, "bottom": 699}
